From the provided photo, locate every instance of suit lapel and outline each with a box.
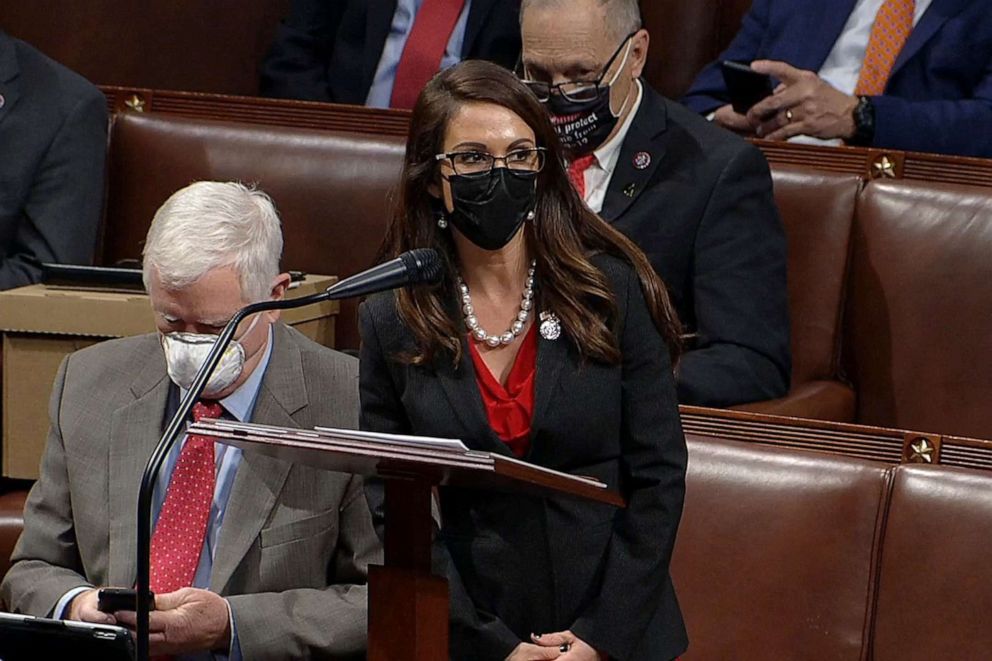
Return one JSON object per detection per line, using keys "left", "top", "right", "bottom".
{"left": 526, "top": 326, "right": 567, "bottom": 455}
{"left": 107, "top": 347, "right": 171, "bottom": 586}
{"left": 890, "top": 0, "right": 970, "bottom": 77}
{"left": 461, "top": 0, "right": 498, "bottom": 57}
{"left": 601, "top": 85, "right": 668, "bottom": 223}
{"left": 209, "top": 326, "right": 303, "bottom": 593}
{"left": 434, "top": 318, "right": 570, "bottom": 459}
{"left": 435, "top": 336, "right": 513, "bottom": 455}
{"left": 787, "top": 0, "right": 861, "bottom": 72}
{"left": 364, "top": 0, "right": 399, "bottom": 90}
{"left": 0, "top": 32, "right": 22, "bottom": 130}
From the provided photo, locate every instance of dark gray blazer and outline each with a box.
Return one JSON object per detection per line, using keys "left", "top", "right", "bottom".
{"left": 360, "top": 256, "right": 689, "bottom": 661}
{"left": 0, "top": 31, "right": 106, "bottom": 289}
{"left": 606, "top": 84, "right": 791, "bottom": 408}
{"left": 1, "top": 323, "right": 381, "bottom": 659}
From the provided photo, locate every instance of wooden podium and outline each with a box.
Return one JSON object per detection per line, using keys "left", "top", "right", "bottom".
{"left": 191, "top": 420, "right": 625, "bottom": 661}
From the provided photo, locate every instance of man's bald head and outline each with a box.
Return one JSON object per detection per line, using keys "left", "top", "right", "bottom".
{"left": 521, "top": 0, "right": 642, "bottom": 42}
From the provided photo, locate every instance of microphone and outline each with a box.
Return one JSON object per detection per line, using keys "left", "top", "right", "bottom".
{"left": 325, "top": 248, "right": 443, "bottom": 300}
{"left": 132, "top": 248, "right": 442, "bottom": 661}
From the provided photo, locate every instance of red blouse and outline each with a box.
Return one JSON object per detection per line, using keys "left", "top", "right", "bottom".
{"left": 467, "top": 323, "right": 538, "bottom": 458}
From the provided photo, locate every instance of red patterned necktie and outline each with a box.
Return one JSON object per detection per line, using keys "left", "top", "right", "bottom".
{"left": 567, "top": 154, "right": 598, "bottom": 199}
{"left": 390, "top": 0, "right": 467, "bottom": 109}
{"left": 149, "top": 400, "right": 223, "bottom": 594}
{"left": 855, "top": 0, "right": 916, "bottom": 96}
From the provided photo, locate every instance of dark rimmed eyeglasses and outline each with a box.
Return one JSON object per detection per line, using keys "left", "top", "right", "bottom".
{"left": 434, "top": 147, "right": 548, "bottom": 177}
{"left": 518, "top": 31, "right": 637, "bottom": 103}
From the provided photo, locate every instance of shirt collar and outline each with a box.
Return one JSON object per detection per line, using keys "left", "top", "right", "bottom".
{"left": 181, "top": 322, "right": 274, "bottom": 422}
{"left": 592, "top": 79, "right": 643, "bottom": 174}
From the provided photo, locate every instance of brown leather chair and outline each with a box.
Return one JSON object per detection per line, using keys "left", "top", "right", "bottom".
{"left": 640, "top": 0, "right": 752, "bottom": 99}
{"left": 734, "top": 167, "right": 861, "bottom": 421}
{"left": 671, "top": 436, "right": 891, "bottom": 660}
{"left": 872, "top": 465, "right": 992, "bottom": 660}
{"left": 103, "top": 112, "right": 407, "bottom": 350}
{"left": 0, "top": 490, "right": 27, "bottom": 594}
{"left": 843, "top": 180, "right": 992, "bottom": 439}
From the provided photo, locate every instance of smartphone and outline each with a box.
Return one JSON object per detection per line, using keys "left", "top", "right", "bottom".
{"left": 97, "top": 588, "right": 155, "bottom": 613}
{"left": 720, "top": 60, "right": 774, "bottom": 114}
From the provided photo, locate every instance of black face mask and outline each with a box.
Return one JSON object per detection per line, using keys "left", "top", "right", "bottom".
{"left": 527, "top": 33, "right": 635, "bottom": 156}
{"left": 446, "top": 168, "right": 537, "bottom": 251}
{"left": 546, "top": 88, "right": 620, "bottom": 156}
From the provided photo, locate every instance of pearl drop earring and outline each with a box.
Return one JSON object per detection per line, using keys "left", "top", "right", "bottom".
{"left": 437, "top": 216, "right": 448, "bottom": 229}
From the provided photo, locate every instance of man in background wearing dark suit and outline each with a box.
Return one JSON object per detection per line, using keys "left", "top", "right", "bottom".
{"left": 261, "top": 0, "right": 521, "bottom": 108}
{"left": 519, "top": 0, "right": 791, "bottom": 408}
{"left": 0, "top": 30, "right": 106, "bottom": 289}
{"left": 683, "top": 0, "right": 992, "bottom": 157}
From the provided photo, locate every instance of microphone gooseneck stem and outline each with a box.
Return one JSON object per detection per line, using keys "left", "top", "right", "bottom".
{"left": 134, "top": 290, "right": 331, "bottom": 661}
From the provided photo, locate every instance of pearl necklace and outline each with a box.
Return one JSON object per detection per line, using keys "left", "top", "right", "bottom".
{"left": 458, "top": 260, "right": 537, "bottom": 348}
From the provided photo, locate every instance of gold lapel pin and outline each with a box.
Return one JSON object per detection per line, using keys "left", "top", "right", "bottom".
{"left": 623, "top": 183, "right": 637, "bottom": 198}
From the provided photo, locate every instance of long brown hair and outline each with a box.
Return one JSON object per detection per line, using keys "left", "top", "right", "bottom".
{"left": 377, "top": 60, "right": 681, "bottom": 366}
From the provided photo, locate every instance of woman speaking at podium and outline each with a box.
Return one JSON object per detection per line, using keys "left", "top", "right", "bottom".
{"left": 359, "top": 60, "right": 688, "bottom": 661}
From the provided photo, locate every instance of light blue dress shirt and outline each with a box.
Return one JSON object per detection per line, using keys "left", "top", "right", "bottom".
{"left": 162, "top": 323, "right": 273, "bottom": 661}
{"left": 365, "top": 0, "right": 473, "bottom": 108}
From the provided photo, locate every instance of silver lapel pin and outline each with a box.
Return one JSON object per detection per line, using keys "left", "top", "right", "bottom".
{"left": 539, "top": 311, "right": 561, "bottom": 341}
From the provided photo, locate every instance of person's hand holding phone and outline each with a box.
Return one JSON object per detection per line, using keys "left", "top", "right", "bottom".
{"left": 67, "top": 588, "right": 118, "bottom": 625}
{"left": 712, "top": 104, "right": 756, "bottom": 134}
{"left": 746, "top": 60, "right": 859, "bottom": 141}
{"left": 114, "top": 587, "right": 232, "bottom": 656}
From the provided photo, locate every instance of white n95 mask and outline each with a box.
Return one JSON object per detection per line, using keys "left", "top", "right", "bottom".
{"left": 161, "top": 315, "right": 261, "bottom": 396}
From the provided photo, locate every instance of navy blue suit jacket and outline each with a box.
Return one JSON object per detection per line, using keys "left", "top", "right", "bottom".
{"left": 260, "top": 0, "right": 521, "bottom": 104}
{"left": 682, "top": 0, "right": 992, "bottom": 157}
{"left": 0, "top": 31, "right": 105, "bottom": 289}
{"left": 608, "top": 85, "right": 791, "bottom": 407}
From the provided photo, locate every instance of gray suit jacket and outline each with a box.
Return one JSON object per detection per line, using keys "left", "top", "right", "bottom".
{"left": 0, "top": 323, "right": 380, "bottom": 659}
{"left": 0, "top": 31, "right": 106, "bottom": 289}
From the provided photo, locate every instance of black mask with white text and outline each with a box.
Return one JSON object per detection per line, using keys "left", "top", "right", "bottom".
{"left": 446, "top": 168, "right": 537, "bottom": 251}
{"left": 545, "top": 88, "right": 620, "bottom": 156}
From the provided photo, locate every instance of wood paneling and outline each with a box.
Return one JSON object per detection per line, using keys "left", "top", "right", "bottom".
{"left": 0, "top": 0, "right": 290, "bottom": 96}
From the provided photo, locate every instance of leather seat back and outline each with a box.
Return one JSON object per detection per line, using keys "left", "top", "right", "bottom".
{"left": 873, "top": 465, "right": 992, "bottom": 660}
{"left": 844, "top": 180, "right": 992, "bottom": 437}
{"left": 771, "top": 166, "right": 860, "bottom": 386}
{"left": 672, "top": 436, "right": 891, "bottom": 660}
{"left": 0, "top": 490, "right": 27, "bottom": 595}
{"left": 640, "top": 0, "right": 752, "bottom": 99}
{"left": 104, "top": 112, "right": 407, "bottom": 350}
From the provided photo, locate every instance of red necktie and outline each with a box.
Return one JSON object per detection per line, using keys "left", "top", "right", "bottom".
{"left": 855, "top": 0, "right": 916, "bottom": 96}
{"left": 567, "top": 154, "right": 597, "bottom": 199}
{"left": 149, "top": 400, "right": 223, "bottom": 594}
{"left": 390, "top": 0, "right": 466, "bottom": 110}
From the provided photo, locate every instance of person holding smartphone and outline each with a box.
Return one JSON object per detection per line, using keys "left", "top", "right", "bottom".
{"left": 1, "top": 182, "right": 381, "bottom": 660}
{"left": 683, "top": 0, "right": 992, "bottom": 157}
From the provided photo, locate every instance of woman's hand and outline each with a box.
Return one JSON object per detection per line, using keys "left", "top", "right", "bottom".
{"left": 530, "top": 631, "right": 607, "bottom": 660}
{"left": 506, "top": 642, "right": 564, "bottom": 660}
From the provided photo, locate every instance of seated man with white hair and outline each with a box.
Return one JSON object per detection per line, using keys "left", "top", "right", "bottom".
{"left": 0, "top": 181, "right": 380, "bottom": 659}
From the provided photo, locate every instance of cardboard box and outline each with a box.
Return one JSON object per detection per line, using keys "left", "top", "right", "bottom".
{"left": 0, "top": 275, "right": 338, "bottom": 479}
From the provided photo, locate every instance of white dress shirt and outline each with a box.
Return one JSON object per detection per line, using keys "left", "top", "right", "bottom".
{"left": 578, "top": 79, "right": 644, "bottom": 214}
{"left": 794, "top": 0, "right": 933, "bottom": 145}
